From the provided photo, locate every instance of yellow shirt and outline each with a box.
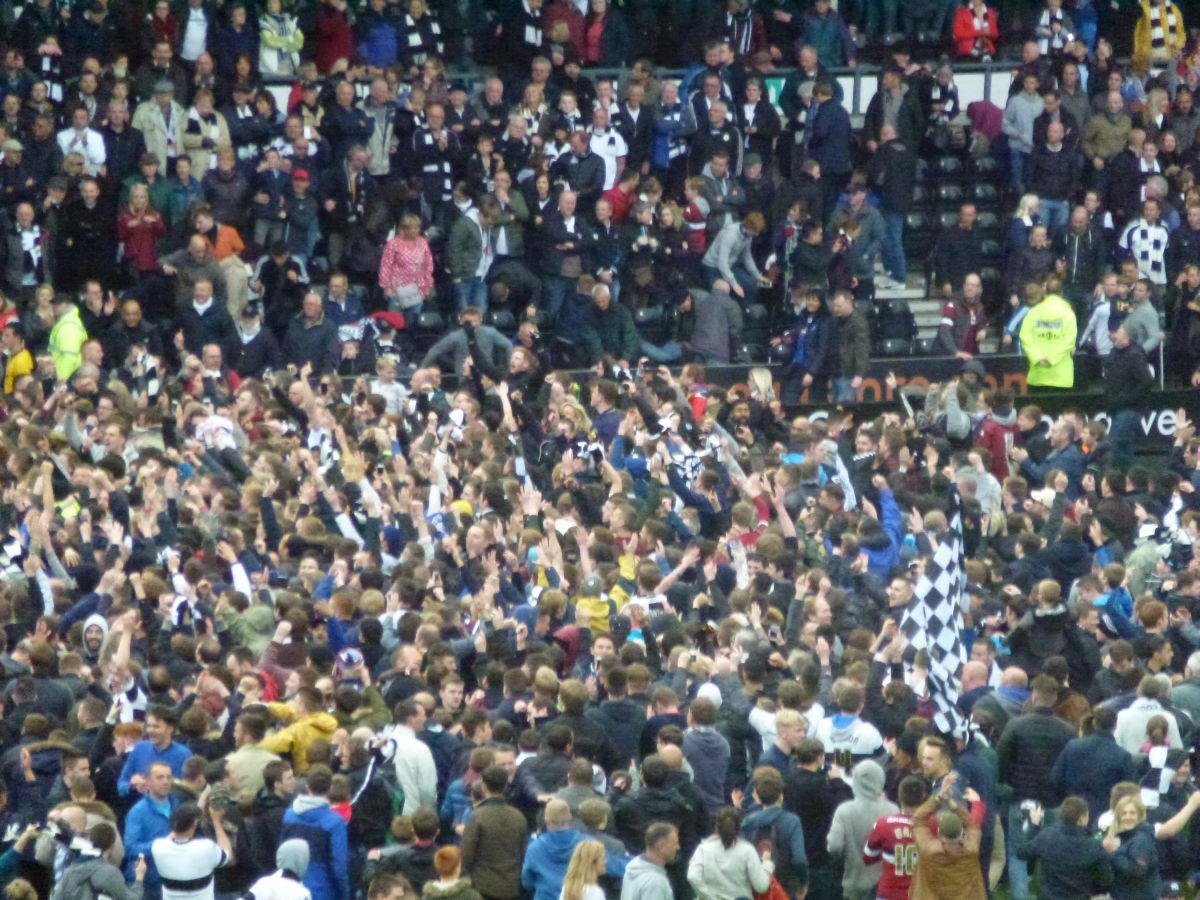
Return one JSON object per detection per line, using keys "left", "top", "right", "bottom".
{"left": 3, "top": 348, "right": 32, "bottom": 393}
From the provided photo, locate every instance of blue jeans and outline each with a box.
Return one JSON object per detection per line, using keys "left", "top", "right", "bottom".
{"left": 640, "top": 339, "right": 684, "bottom": 362}
{"left": 542, "top": 274, "right": 575, "bottom": 325}
{"left": 1040, "top": 199, "right": 1069, "bottom": 240}
{"left": 881, "top": 208, "right": 907, "bottom": 281}
{"left": 703, "top": 263, "right": 758, "bottom": 305}
{"left": 831, "top": 376, "right": 858, "bottom": 404}
{"left": 1010, "top": 149, "right": 1029, "bottom": 193}
{"left": 1006, "top": 804, "right": 1032, "bottom": 900}
{"left": 453, "top": 277, "right": 487, "bottom": 316}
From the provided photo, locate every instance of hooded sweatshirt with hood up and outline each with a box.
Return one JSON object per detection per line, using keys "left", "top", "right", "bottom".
{"left": 245, "top": 838, "right": 310, "bottom": 900}
{"left": 827, "top": 760, "right": 897, "bottom": 900}
{"left": 82, "top": 613, "right": 109, "bottom": 664}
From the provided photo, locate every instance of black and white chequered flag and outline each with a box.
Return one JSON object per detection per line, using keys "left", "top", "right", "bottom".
{"left": 899, "top": 489, "right": 967, "bottom": 738}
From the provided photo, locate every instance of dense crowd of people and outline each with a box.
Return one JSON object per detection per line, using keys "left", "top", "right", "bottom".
{"left": 3, "top": 1, "right": 1200, "bottom": 900}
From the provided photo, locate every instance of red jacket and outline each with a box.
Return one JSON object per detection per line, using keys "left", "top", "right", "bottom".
{"left": 953, "top": 6, "right": 998, "bottom": 59}
{"left": 314, "top": 4, "right": 355, "bottom": 74}
{"left": 976, "top": 411, "right": 1018, "bottom": 479}
{"left": 117, "top": 210, "right": 167, "bottom": 273}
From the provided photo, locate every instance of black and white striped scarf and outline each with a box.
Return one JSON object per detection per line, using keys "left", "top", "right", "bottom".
{"left": 1150, "top": 2, "right": 1177, "bottom": 52}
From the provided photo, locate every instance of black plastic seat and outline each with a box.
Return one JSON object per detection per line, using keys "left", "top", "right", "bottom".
{"left": 487, "top": 309, "right": 515, "bottom": 330}
{"left": 972, "top": 156, "right": 999, "bottom": 175}
{"left": 415, "top": 311, "right": 444, "bottom": 331}
{"left": 634, "top": 305, "right": 664, "bottom": 325}
{"left": 935, "top": 156, "right": 964, "bottom": 176}
{"left": 937, "top": 184, "right": 964, "bottom": 205}
{"left": 877, "top": 338, "right": 911, "bottom": 356}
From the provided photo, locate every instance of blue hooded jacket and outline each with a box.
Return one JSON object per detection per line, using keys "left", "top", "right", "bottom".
{"left": 521, "top": 829, "right": 628, "bottom": 900}
{"left": 860, "top": 487, "right": 902, "bottom": 579}
{"left": 282, "top": 796, "right": 350, "bottom": 900}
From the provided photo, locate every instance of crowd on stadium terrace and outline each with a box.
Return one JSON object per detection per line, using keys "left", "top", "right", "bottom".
{"left": 5, "top": 1, "right": 1200, "bottom": 900}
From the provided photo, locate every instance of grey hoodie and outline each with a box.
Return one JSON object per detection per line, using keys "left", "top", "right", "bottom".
{"left": 689, "top": 288, "right": 744, "bottom": 364}
{"left": 1003, "top": 92, "right": 1045, "bottom": 153}
{"left": 619, "top": 854, "right": 673, "bottom": 900}
{"left": 51, "top": 854, "right": 143, "bottom": 900}
{"left": 827, "top": 760, "right": 897, "bottom": 900}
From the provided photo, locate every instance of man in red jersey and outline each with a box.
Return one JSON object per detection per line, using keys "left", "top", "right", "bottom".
{"left": 863, "top": 775, "right": 929, "bottom": 900}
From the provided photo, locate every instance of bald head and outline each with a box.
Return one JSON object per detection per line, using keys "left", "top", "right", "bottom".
{"left": 961, "top": 661, "right": 988, "bottom": 692}
{"left": 58, "top": 805, "right": 88, "bottom": 835}
{"left": 1001, "top": 667, "right": 1029, "bottom": 690}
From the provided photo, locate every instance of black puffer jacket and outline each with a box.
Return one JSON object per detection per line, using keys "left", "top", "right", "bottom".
{"left": 996, "top": 707, "right": 1076, "bottom": 803}
{"left": 585, "top": 698, "right": 646, "bottom": 769}
{"left": 613, "top": 784, "right": 695, "bottom": 852}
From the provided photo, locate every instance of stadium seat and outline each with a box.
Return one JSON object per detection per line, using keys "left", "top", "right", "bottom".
{"left": 877, "top": 338, "right": 911, "bottom": 356}
{"left": 916, "top": 158, "right": 930, "bottom": 182}
{"left": 738, "top": 343, "right": 766, "bottom": 363}
{"left": 935, "top": 156, "right": 964, "bottom": 177}
{"left": 905, "top": 211, "right": 928, "bottom": 232}
{"left": 980, "top": 239, "right": 1003, "bottom": 260}
{"left": 415, "top": 311, "right": 444, "bottom": 332}
{"left": 972, "top": 156, "right": 1000, "bottom": 175}
{"left": 744, "top": 304, "right": 769, "bottom": 323}
{"left": 939, "top": 212, "right": 959, "bottom": 229}
{"left": 972, "top": 184, "right": 999, "bottom": 206}
{"left": 981, "top": 267, "right": 1003, "bottom": 301}
{"left": 634, "top": 305, "right": 664, "bottom": 325}
{"left": 937, "top": 184, "right": 963, "bottom": 206}
{"left": 914, "top": 337, "right": 937, "bottom": 355}
{"left": 911, "top": 185, "right": 930, "bottom": 209}
{"left": 487, "top": 309, "right": 516, "bottom": 331}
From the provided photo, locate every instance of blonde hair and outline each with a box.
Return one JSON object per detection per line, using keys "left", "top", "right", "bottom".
{"left": 1015, "top": 193, "right": 1040, "bottom": 220}
{"left": 561, "top": 840, "right": 607, "bottom": 900}
{"left": 1109, "top": 794, "right": 1146, "bottom": 838}
{"left": 659, "top": 201, "right": 683, "bottom": 230}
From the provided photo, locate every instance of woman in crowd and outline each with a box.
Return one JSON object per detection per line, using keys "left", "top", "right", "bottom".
{"left": 379, "top": 214, "right": 436, "bottom": 316}
{"left": 687, "top": 807, "right": 773, "bottom": 900}
{"left": 116, "top": 184, "right": 167, "bottom": 284}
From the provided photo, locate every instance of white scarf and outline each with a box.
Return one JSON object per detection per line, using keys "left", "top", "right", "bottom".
{"left": 188, "top": 108, "right": 222, "bottom": 168}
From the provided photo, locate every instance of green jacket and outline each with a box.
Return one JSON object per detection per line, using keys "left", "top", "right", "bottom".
{"left": 447, "top": 210, "right": 488, "bottom": 281}
{"left": 218, "top": 603, "right": 274, "bottom": 658}
{"left": 49, "top": 307, "right": 87, "bottom": 381}
{"left": 583, "top": 302, "right": 641, "bottom": 363}
{"left": 492, "top": 191, "right": 529, "bottom": 258}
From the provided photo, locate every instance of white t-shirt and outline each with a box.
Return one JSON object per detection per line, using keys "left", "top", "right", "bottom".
{"left": 151, "top": 835, "right": 226, "bottom": 900}
{"left": 589, "top": 129, "right": 628, "bottom": 190}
